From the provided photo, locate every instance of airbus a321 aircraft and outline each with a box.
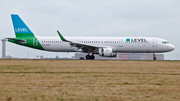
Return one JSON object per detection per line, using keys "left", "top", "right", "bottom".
{"left": 7, "top": 14, "right": 175, "bottom": 60}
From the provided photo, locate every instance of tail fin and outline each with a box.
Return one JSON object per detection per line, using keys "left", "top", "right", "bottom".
{"left": 11, "top": 14, "right": 35, "bottom": 38}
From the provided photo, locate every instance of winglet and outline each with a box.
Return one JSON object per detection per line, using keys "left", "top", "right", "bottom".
{"left": 57, "top": 30, "right": 69, "bottom": 42}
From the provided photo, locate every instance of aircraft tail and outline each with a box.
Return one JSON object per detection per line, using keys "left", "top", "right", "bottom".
{"left": 11, "top": 14, "right": 35, "bottom": 38}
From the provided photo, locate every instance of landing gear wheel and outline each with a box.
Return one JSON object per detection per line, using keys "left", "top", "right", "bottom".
{"left": 90, "top": 55, "right": 95, "bottom": 60}
{"left": 86, "top": 55, "right": 90, "bottom": 60}
{"left": 153, "top": 53, "right": 157, "bottom": 60}
{"left": 86, "top": 54, "right": 95, "bottom": 60}
{"left": 153, "top": 57, "right": 157, "bottom": 60}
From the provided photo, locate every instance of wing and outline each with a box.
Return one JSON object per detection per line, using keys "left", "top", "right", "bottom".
{"left": 57, "top": 30, "right": 107, "bottom": 53}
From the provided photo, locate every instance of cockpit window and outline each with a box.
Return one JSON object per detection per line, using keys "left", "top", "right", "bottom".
{"left": 162, "top": 41, "right": 169, "bottom": 44}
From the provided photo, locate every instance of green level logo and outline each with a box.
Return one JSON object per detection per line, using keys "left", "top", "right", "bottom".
{"left": 33, "top": 38, "right": 38, "bottom": 46}
{"left": 126, "top": 38, "right": 130, "bottom": 42}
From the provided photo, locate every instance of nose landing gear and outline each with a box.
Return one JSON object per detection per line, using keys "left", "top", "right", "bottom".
{"left": 153, "top": 53, "right": 157, "bottom": 60}
{"left": 153, "top": 57, "right": 157, "bottom": 60}
{"left": 86, "top": 54, "right": 95, "bottom": 60}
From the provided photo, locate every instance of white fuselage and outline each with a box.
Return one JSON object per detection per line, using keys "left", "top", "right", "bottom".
{"left": 37, "top": 36, "right": 174, "bottom": 53}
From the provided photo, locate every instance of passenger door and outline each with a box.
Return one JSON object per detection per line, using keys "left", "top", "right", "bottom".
{"left": 119, "top": 39, "right": 123, "bottom": 47}
{"left": 152, "top": 39, "right": 157, "bottom": 47}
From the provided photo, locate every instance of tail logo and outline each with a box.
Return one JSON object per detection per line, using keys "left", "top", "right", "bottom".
{"left": 15, "top": 28, "right": 28, "bottom": 33}
{"left": 33, "top": 38, "right": 38, "bottom": 46}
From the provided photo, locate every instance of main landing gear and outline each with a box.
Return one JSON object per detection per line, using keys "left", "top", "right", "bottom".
{"left": 153, "top": 53, "right": 157, "bottom": 60}
{"left": 86, "top": 54, "right": 95, "bottom": 60}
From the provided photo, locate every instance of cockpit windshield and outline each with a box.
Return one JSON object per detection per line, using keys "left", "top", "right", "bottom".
{"left": 162, "top": 41, "right": 169, "bottom": 44}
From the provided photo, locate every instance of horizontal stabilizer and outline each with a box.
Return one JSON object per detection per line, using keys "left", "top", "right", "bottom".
{"left": 7, "top": 38, "right": 26, "bottom": 43}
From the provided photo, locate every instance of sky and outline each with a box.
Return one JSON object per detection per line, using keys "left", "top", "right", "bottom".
{"left": 0, "top": 0, "right": 180, "bottom": 60}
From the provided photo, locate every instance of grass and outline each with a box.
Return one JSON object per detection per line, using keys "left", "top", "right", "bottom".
{"left": 0, "top": 60, "right": 180, "bottom": 101}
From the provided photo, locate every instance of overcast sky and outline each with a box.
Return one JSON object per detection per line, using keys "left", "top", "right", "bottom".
{"left": 0, "top": 0, "right": 180, "bottom": 59}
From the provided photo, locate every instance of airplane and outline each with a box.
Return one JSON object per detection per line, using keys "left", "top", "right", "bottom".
{"left": 6, "top": 14, "right": 175, "bottom": 60}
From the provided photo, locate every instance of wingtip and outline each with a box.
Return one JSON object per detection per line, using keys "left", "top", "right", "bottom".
{"left": 57, "top": 30, "right": 61, "bottom": 35}
{"left": 57, "top": 30, "right": 61, "bottom": 36}
{"left": 57, "top": 30, "right": 68, "bottom": 42}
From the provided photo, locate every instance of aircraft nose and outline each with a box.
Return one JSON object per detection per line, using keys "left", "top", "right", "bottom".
{"left": 169, "top": 44, "right": 175, "bottom": 51}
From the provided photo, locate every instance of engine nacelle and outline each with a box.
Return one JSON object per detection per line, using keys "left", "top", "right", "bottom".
{"left": 99, "top": 48, "right": 117, "bottom": 57}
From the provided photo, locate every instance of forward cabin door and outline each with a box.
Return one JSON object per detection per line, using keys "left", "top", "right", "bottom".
{"left": 119, "top": 39, "right": 123, "bottom": 47}
{"left": 152, "top": 39, "right": 157, "bottom": 47}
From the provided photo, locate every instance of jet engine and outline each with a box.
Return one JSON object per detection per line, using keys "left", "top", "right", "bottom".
{"left": 99, "top": 48, "right": 117, "bottom": 57}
